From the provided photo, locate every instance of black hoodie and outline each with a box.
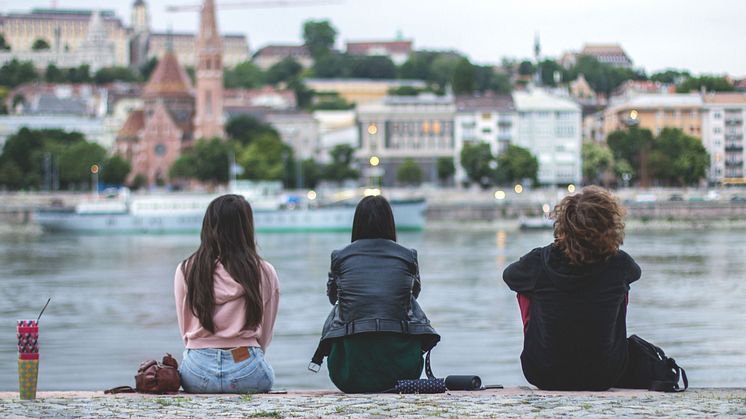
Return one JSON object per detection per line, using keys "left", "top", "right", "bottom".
{"left": 503, "top": 244, "right": 641, "bottom": 390}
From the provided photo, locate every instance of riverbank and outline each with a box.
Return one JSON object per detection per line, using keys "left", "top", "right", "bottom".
{"left": 0, "top": 388, "right": 744, "bottom": 418}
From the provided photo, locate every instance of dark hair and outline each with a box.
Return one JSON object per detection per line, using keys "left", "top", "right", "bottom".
{"left": 552, "top": 186, "right": 626, "bottom": 266}
{"left": 351, "top": 195, "right": 397, "bottom": 242}
{"left": 181, "top": 194, "right": 264, "bottom": 333}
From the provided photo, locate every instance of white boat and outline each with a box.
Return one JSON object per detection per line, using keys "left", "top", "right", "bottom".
{"left": 519, "top": 216, "right": 554, "bottom": 231}
{"left": 34, "top": 182, "right": 427, "bottom": 234}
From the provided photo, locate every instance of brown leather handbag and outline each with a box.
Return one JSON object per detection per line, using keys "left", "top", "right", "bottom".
{"left": 105, "top": 353, "right": 181, "bottom": 395}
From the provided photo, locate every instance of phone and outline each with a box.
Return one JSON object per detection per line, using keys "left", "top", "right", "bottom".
{"left": 267, "top": 389, "right": 288, "bottom": 394}
{"left": 483, "top": 384, "right": 504, "bottom": 389}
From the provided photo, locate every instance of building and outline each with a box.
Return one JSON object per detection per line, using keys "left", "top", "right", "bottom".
{"left": 252, "top": 45, "right": 312, "bottom": 70}
{"left": 603, "top": 93, "right": 704, "bottom": 137}
{"left": 193, "top": 0, "right": 225, "bottom": 140}
{"left": 702, "top": 93, "right": 746, "bottom": 183}
{"left": 0, "top": 8, "right": 129, "bottom": 67}
{"left": 223, "top": 86, "right": 296, "bottom": 112}
{"left": 560, "top": 43, "right": 633, "bottom": 69}
{"left": 265, "top": 112, "right": 320, "bottom": 160}
{"left": 345, "top": 39, "right": 413, "bottom": 65}
{"left": 313, "top": 110, "right": 359, "bottom": 163}
{"left": 0, "top": 10, "right": 119, "bottom": 71}
{"left": 114, "top": 51, "right": 195, "bottom": 186}
{"left": 304, "top": 78, "right": 427, "bottom": 105}
{"left": 513, "top": 89, "right": 582, "bottom": 185}
{"left": 569, "top": 74, "right": 597, "bottom": 101}
{"left": 357, "top": 94, "right": 455, "bottom": 186}
{"left": 146, "top": 32, "right": 249, "bottom": 69}
{"left": 453, "top": 95, "right": 517, "bottom": 184}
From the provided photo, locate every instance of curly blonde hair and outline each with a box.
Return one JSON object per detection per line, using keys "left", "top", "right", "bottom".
{"left": 551, "top": 186, "right": 626, "bottom": 266}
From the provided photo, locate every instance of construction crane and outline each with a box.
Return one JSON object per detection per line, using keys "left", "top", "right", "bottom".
{"left": 166, "top": 0, "right": 343, "bottom": 13}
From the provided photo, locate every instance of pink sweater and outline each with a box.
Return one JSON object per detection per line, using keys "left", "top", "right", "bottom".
{"left": 174, "top": 260, "right": 280, "bottom": 350}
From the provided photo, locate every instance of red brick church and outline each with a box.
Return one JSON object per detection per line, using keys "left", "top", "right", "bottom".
{"left": 115, "top": 0, "right": 224, "bottom": 186}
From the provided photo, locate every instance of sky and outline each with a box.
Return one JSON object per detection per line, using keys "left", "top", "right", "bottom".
{"left": 3, "top": 0, "right": 746, "bottom": 76}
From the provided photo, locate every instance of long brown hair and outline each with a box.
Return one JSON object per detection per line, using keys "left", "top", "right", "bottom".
{"left": 181, "top": 194, "right": 264, "bottom": 333}
{"left": 552, "top": 186, "right": 626, "bottom": 266}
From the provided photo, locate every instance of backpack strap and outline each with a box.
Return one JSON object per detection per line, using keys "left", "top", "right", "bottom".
{"left": 649, "top": 359, "right": 688, "bottom": 392}
{"left": 424, "top": 349, "right": 436, "bottom": 380}
{"left": 104, "top": 386, "right": 136, "bottom": 394}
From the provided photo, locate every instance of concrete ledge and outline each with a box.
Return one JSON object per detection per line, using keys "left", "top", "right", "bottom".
{"left": 1, "top": 388, "right": 744, "bottom": 418}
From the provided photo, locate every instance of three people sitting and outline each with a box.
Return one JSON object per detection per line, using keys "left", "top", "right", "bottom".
{"left": 174, "top": 187, "right": 653, "bottom": 393}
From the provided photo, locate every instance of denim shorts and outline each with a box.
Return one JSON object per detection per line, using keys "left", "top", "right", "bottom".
{"left": 179, "top": 347, "right": 274, "bottom": 393}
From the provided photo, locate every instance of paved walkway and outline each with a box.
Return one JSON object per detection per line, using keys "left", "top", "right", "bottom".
{"left": 1, "top": 388, "right": 744, "bottom": 418}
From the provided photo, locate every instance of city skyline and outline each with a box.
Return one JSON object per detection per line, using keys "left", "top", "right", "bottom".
{"left": 1, "top": 0, "right": 745, "bottom": 76}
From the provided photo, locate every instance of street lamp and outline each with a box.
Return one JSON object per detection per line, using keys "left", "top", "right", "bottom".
{"left": 514, "top": 184, "right": 523, "bottom": 194}
{"left": 90, "top": 164, "right": 99, "bottom": 197}
{"left": 567, "top": 184, "right": 576, "bottom": 193}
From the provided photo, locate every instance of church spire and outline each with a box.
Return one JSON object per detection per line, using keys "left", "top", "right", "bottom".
{"left": 194, "top": 0, "right": 224, "bottom": 139}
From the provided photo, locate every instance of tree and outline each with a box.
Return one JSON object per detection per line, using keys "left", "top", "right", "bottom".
{"left": 347, "top": 55, "right": 396, "bottom": 79}
{"left": 581, "top": 141, "right": 614, "bottom": 185}
{"left": 452, "top": 58, "right": 476, "bottom": 94}
{"left": 31, "top": 38, "right": 50, "bottom": 51}
{"left": 169, "top": 154, "right": 197, "bottom": 180}
{"left": 474, "top": 65, "right": 512, "bottom": 94}
{"left": 101, "top": 155, "right": 131, "bottom": 185}
{"left": 312, "top": 52, "right": 348, "bottom": 78}
{"left": 301, "top": 158, "right": 322, "bottom": 189}
{"left": 518, "top": 60, "right": 535, "bottom": 76}
{"left": 265, "top": 57, "right": 302, "bottom": 85}
{"left": 237, "top": 135, "right": 292, "bottom": 182}
{"left": 436, "top": 156, "right": 455, "bottom": 185}
{"left": 538, "top": 59, "right": 564, "bottom": 86}
{"left": 225, "top": 115, "right": 279, "bottom": 146}
{"left": 0, "top": 60, "right": 39, "bottom": 88}
{"left": 57, "top": 142, "right": 107, "bottom": 189}
{"left": 398, "top": 51, "right": 439, "bottom": 81}
{"left": 607, "top": 127, "right": 654, "bottom": 184}
{"left": 676, "top": 75, "right": 734, "bottom": 93}
{"left": 224, "top": 61, "right": 265, "bottom": 88}
{"left": 303, "top": 20, "right": 337, "bottom": 59}
{"left": 66, "top": 64, "right": 91, "bottom": 83}
{"left": 460, "top": 142, "right": 494, "bottom": 188}
{"left": 494, "top": 145, "right": 538, "bottom": 185}
{"left": 94, "top": 67, "right": 138, "bottom": 84}
{"left": 649, "top": 128, "right": 709, "bottom": 185}
{"left": 651, "top": 69, "right": 690, "bottom": 84}
{"left": 430, "top": 54, "right": 462, "bottom": 91}
{"left": 0, "top": 34, "right": 10, "bottom": 51}
{"left": 130, "top": 173, "right": 147, "bottom": 190}
{"left": 0, "top": 161, "right": 23, "bottom": 190}
{"left": 139, "top": 57, "right": 159, "bottom": 80}
{"left": 311, "top": 94, "right": 353, "bottom": 110}
{"left": 188, "top": 138, "right": 231, "bottom": 184}
{"left": 44, "top": 64, "right": 66, "bottom": 83}
{"left": 396, "top": 158, "right": 423, "bottom": 186}
{"left": 566, "top": 55, "right": 643, "bottom": 97}
{"left": 323, "top": 144, "right": 359, "bottom": 183}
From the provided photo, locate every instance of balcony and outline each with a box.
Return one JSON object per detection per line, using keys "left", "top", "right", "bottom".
{"left": 497, "top": 133, "right": 512, "bottom": 141}
{"left": 498, "top": 120, "right": 512, "bottom": 127}
{"left": 725, "top": 117, "right": 744, "bottom": 125}
{"left": 725, "top": 160, "right": 744, "bottom": 167}
{"left": 725, "top": 144, "right": 744, "bottom": 152}
{"left": 725, "top": 134, "right": 744, "bottom": 141}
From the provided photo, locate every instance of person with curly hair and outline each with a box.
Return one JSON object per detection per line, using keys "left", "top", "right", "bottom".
{"left": 503, "top": 186, "right": 641, "bottom": 390}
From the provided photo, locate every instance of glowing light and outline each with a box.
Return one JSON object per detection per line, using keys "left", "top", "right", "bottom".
{"left": 369, "top": 156, "right": 380, "bottom": 167}
{"left": 630, "top": 110, "right": 638, "bottom": 120}
{"left": 363, "top": 188, "right": 381, "bottom": 197}
{"left": 494, "top": 190, "right": 506, "bottom": 200}
{"left": 514, "top": 184, "right": 523, "bottom": 194}
{"left": 567, "top": 184, "right": 576, "bottom": 193}
{"left": 307, "top": 190, "right": 317, "bottom": 200}
{"left": 367, "top": 123, "right": 378, "bottom": 135}
{"left": 90, "top": 164, "right": 99, "bottom": 174}
{"left": 542, "top": 203, "right": 551, "bottom": 213}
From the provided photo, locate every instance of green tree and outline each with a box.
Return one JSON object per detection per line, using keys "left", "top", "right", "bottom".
{"left": 237, "top": 135, "right": 292, "bottom": 182}
{"left": 301, "top": 158, "right": 322, "bottom": 188}
{"left": 452, "top": 58, "right": 476, "bottom": 94}
{"left": 649, "top": 128, "right": 709, "bottom": 185}
{"left": 348, "top": 55, "right": 396, "bottom": 79}
{"left": 130, "top": 173, "right": 147, "bottom": 190}
{"left": 606, "top": 127, "right": 654, "bottom": 184}
{"left": 398, "top": 51, "right": 439, "bottom": 81}
{"left": 396, "top": 158, "right": 423, "bottom": 186}
{"left": 388, "top": 85, "right": 425, "bottom": 96}
{"left": 474, "top": 65, "right": 512, "bottom": 94}
{"left": 460, "top": 142, "right": 494, "bottom": 188}
{"left": 169, "top": 154, "right": 197, "bottom": 180}
{"left": 66, "top": 64, "right": 91, "bottom": 83}
{"left": 518, "top": 60, "right": 535, "bottom": 76}
{"left": 495, "top": 145, "right": 538, "bottom": 185}
{"left": 139, "top": 57, "right": 159, "bottom": 80}
{"left": 430, "top": 54, "right": 462, "bottom": 91}
{"left": 0, "top": 60, "right": 39, "bottom": 88}
{"left": 312, "top": 52, "right": 348, "bottom": 78}
{"left": 0, "top": 161, "right": 23, "bottom": 189}
{"left": 57, "top": 142, "right": 107, "bottom": 189}
{"left": 676, "top": 75, "right": 734, "bottom": 93}
{"left": 582, "top": 141, "right": 614, "bottom": 185}
{"left": 94, "top": 67, "right": 138, "bottom": 84}
{"left": 567, "top": 55, "right": 643, "bottom": 97}
{"left": 44, "top": 64, "right": 66, "bottom": 83}
{"left": 101, "top": 155, "right": 131, "bottom": 185}
{"left": 225, "top": 115, "right": 279, "bottom": 146}
{"left": 538, "top": 59, "right": 564, "bottom": 86}
{"left": 436, "top": 156, "right": 455, "bottom": 185}
{"left": 188, "top": 138, "right": 231, "bottom": 184}
{"left": 311, "top": 94, "right": 353, "bottom": 110}
{"left": 31, "top": 38, "right": 50, "bottom": 51}
{"left": 650, "top": 69, "right": 690, "bottom": 84}
{"left": 265, "top": 57, "right": 302, "bottom": 85}
{"left": 303, "top": 20, "right": 337, "bottom": 59}
{"left": 323, "top": 144, "right": 359, "bottom": 183}
{"left": 0, "top": 34, "right": 10, "bottom": 51}
{"left": 224, "top": 60, "right": 265, "bottom": 88}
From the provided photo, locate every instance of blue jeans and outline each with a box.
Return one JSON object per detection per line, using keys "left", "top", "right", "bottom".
{"left": 179, "top": 347, "right": 274, "bottom": 393}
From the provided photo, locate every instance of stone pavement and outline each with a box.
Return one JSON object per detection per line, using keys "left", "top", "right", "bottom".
{"left": 1, "top": 388, "right": 744, "bottom": 418}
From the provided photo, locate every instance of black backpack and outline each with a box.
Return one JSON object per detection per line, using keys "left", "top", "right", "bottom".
{"left": 616, "top": 335, "right": 688, "bottom": 392}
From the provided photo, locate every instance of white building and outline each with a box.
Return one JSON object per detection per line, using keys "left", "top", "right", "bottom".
{"left": 313, "top": 110, "right": 359, "bottom": 163}
{"left": 702, "top": 93, "right": 746, "bottom": 183}
{"left": 513, "top": 89, "right": 582, "bottom": 185}
{"left": 453, "top": 95, "right": 517, "bottom": 185}
{"left": 357, "top": 94, "right": 455, "bottom": 186}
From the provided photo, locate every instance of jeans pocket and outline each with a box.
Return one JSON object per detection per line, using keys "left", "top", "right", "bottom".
{"left": 227, "top": 354, "right": 273, "bottom": 393}
{"left": 179, "top": 352, "right": 211, "bottom": 393}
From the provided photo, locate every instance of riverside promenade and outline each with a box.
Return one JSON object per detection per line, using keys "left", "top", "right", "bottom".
{"left": 1, "top": 388, "right": 744, "bottom": 418}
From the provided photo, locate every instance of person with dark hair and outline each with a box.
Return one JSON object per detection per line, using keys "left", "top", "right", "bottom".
{"left": 310, "top": 195, "right": 440, "bottom": 393}
{"left": 175, "top": 194, "right": 280, "bottom": 393}
{"left": 503, "top": 186, "right": 640, "bottom": 390}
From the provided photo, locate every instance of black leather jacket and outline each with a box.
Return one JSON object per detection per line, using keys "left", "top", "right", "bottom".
{"left": 310, "top": 239, "right": 440, "bottom": 367}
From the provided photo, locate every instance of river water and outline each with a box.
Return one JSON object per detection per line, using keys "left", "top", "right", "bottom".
{"left": 1, "top": 227, "right": 745, "bottom": 390}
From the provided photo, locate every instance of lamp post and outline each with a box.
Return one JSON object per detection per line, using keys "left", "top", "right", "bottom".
{"left": 90, "top": 164, "right": 100, "bottom": 198}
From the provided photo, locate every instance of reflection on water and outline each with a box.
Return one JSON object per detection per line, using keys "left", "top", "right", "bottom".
{"left": 1, "top": 228, "right": 745, "bottom": 390}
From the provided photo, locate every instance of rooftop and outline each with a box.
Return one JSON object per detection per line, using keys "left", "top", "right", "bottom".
{"left": 455, "top": 94, "right": 515, "bottom": 112}
{"left": 346, "top": 40, "right": 413, "bottom": 54}
{"left": 611, "top": 93, "right": 704, "bottom": 109}
{"left": 143, "top": 52, "right": 193, "bottom": 98}
{"left": 703, "top": 92, "right": 746, "bottom": 104}
{"left": 513, "top": 89, "right": 580, "bottom": 111}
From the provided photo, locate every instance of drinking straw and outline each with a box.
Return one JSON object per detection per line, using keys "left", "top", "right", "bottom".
{"left": 36, "top": 298, "right": 51, "bottom": 323}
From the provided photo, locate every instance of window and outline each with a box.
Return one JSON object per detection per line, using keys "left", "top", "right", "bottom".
{"left": 537, "top": 111, "right": 550, "bottom": 119}
{"left": 481, "top": 112, "right": 492, "bottom": 121}
{"left": 714, "top": 112, "right": 722, "bottom": 119}
{"left": 714, "top": 127, "right": 722, "bottom": 134}
{"left": 155, "top": 144, "right": 166, "bottom": 156}
{"left": 482, "top": 127, "right": 492, "bottom": 134}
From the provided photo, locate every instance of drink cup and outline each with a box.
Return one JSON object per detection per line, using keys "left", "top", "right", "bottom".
{"left": 17, "top": 320, "right": 39, "bottom": 400}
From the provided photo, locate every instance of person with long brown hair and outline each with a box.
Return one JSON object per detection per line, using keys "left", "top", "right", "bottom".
{"left": 174, "top": 194, "right": 280, "bottom": 393}
{"left": 503, "top": 186, "right": 640, "bottom": 390}
{"left": 310, "top": 195, "right": 440, "bottom": 393}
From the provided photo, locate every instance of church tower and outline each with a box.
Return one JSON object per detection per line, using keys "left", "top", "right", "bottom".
{"left": 194, "top": 0, "right": 225, "bottom": 139}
